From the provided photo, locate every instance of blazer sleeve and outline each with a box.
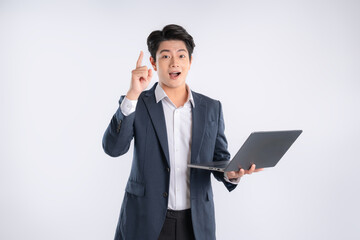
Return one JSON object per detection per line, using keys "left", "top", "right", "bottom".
{"left": 212, "top": 101, "right": 238, "bottom": 192}
{"left": 102, "top": 96, "right": 136, "bottom": 157}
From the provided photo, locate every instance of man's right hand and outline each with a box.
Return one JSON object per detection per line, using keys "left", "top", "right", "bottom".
{"left": 126, "top": 51, "right": 153, "bottom": 100}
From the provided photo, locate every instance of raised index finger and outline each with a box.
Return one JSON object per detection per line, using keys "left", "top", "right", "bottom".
{"left": 136, "top": 51, "right": 144, "bottom": 68}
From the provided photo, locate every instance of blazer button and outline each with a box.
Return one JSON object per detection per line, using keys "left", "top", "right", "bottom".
{"left": 166, "top": 168, "right": 170, "bottom": 172}
{"left": 163, "top": 192, "right": 168, "bottom": 198}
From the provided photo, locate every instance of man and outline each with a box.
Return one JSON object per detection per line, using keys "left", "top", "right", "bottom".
{"left": 102, "top": 24, "right": 262, "bottom": 240}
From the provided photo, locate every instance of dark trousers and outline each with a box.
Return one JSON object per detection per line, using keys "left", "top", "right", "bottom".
{"left": 158, "top": 209, "right": 195, "bottom": 240}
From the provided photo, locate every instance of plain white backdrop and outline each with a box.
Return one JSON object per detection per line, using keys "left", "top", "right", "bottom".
{"left": 1, "top": 0, "right": 359, "bottom": 239}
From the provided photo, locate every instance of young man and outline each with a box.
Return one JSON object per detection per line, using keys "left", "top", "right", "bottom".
{"left": 102, "top": 24, "right": 261, "bottom": 240}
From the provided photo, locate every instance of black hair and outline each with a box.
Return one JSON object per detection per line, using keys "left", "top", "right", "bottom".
{"left": 147, "top": 24, "right": 195, "bottom": 62}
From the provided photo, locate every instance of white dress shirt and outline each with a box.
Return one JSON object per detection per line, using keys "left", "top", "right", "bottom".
{"left": 120, "top": 84, "right": 239, "bottom": 210}
{"left": 154, "top": 84, "right": 193, "bottom": 210}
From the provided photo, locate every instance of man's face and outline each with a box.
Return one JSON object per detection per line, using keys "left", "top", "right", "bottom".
{"left": 150, "top": 40, "right": 192, "bottom": 90}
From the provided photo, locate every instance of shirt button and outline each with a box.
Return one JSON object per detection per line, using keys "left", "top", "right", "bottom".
{"left": 163, "top": 192, "right": 168, "bottom": 198}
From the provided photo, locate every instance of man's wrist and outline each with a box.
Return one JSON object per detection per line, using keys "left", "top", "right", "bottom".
{"left": 126, "top": 89, "right": 141, "bottom": 100}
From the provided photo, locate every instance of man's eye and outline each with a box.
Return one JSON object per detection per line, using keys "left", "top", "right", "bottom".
{"left": 180, "top": 55, "right": 186, "bottom": 58}
{"left": 162, "top": 55, "right": 170, "bottom": 59}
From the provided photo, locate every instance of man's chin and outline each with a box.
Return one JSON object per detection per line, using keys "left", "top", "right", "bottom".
{"left": 159, "top": 80, "right": 186, "bottom": 89}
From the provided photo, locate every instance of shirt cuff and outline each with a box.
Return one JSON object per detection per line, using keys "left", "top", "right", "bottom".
{"left": 223, "top": 172, "right": 240, "bottom": 184}
{"left": 120, "top": 97, "right": 138, "bottom": 116}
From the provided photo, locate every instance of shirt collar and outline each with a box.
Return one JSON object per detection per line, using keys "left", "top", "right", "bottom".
{"left": 155, "top": 83, "right": 195, "bottom": 108}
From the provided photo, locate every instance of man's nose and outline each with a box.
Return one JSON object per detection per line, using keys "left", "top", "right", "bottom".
{"left": 170, "top": 58, "right": 179, "bottom": 67}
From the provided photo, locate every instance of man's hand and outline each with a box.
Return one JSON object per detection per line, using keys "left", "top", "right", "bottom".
{"left": 226, "top": 164, "right": 264, "bottom": 180}
{"left": 126, "top": 51, "right": 153, "bottom": 100}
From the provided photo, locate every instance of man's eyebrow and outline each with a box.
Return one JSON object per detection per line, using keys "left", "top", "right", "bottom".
{"left": 159, "top": 49, "right": 170, "bottom": 54}
{"left": 159, "top": 49, "right": 188, "bottom": 54}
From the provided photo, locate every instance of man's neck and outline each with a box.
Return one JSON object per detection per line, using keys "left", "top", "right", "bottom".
{"left": 160, "top": 83, "right": 188, "bottom": 108}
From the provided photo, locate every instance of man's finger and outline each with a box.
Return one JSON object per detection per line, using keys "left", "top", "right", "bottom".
{"left": 226, "top": 171, "right": 235, "bottom": 178}
{"left": 136, "top": 51, "right": 144, "bottom": 68}
{"left": 247, "top": 164, "right": 256, "bottom": 174}
{"left": 254, "top": 168, "right": 264, "bottom": 172}
{"left": 251, "top": 164, "right": 256, "bottom": 171}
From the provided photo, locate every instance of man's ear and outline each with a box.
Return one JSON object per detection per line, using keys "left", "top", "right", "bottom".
{"left": 150, "top": 56, "right": 157, "bottom": 71}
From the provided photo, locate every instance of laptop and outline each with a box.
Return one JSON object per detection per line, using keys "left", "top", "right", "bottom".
{"left": 187, "top": 130, "right": 302, "bottom": 172}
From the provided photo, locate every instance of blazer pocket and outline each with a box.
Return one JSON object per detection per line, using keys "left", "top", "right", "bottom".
{"left": 125, "top": 180, "right": 145, "bottom": 197}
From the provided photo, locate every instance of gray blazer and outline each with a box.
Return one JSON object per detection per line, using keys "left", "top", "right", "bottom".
{"left": 102, "top": 83, "right": 237, "bottom": 240}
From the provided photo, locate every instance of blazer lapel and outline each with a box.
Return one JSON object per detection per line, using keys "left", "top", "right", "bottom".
{"left": 143, "top": 84, "right": 170, "bottom": 167}
{"left": 191, "top": 92, "right": 207, "bottom": 164}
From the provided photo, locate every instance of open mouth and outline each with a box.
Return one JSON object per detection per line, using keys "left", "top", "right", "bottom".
{"left": 169, "top": 72, "right": 181, "bottom": 78}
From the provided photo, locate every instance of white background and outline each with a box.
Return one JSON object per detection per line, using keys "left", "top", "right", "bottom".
{"left": 1, "top": 0, "right": 359, "bottom": 239}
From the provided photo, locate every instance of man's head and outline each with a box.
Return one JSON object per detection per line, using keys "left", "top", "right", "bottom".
{"left": 147, "top": 24, "right": 195, "bottom": 63}
{"left": 147, "top": 24, "right": 195, "bottom": 91}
